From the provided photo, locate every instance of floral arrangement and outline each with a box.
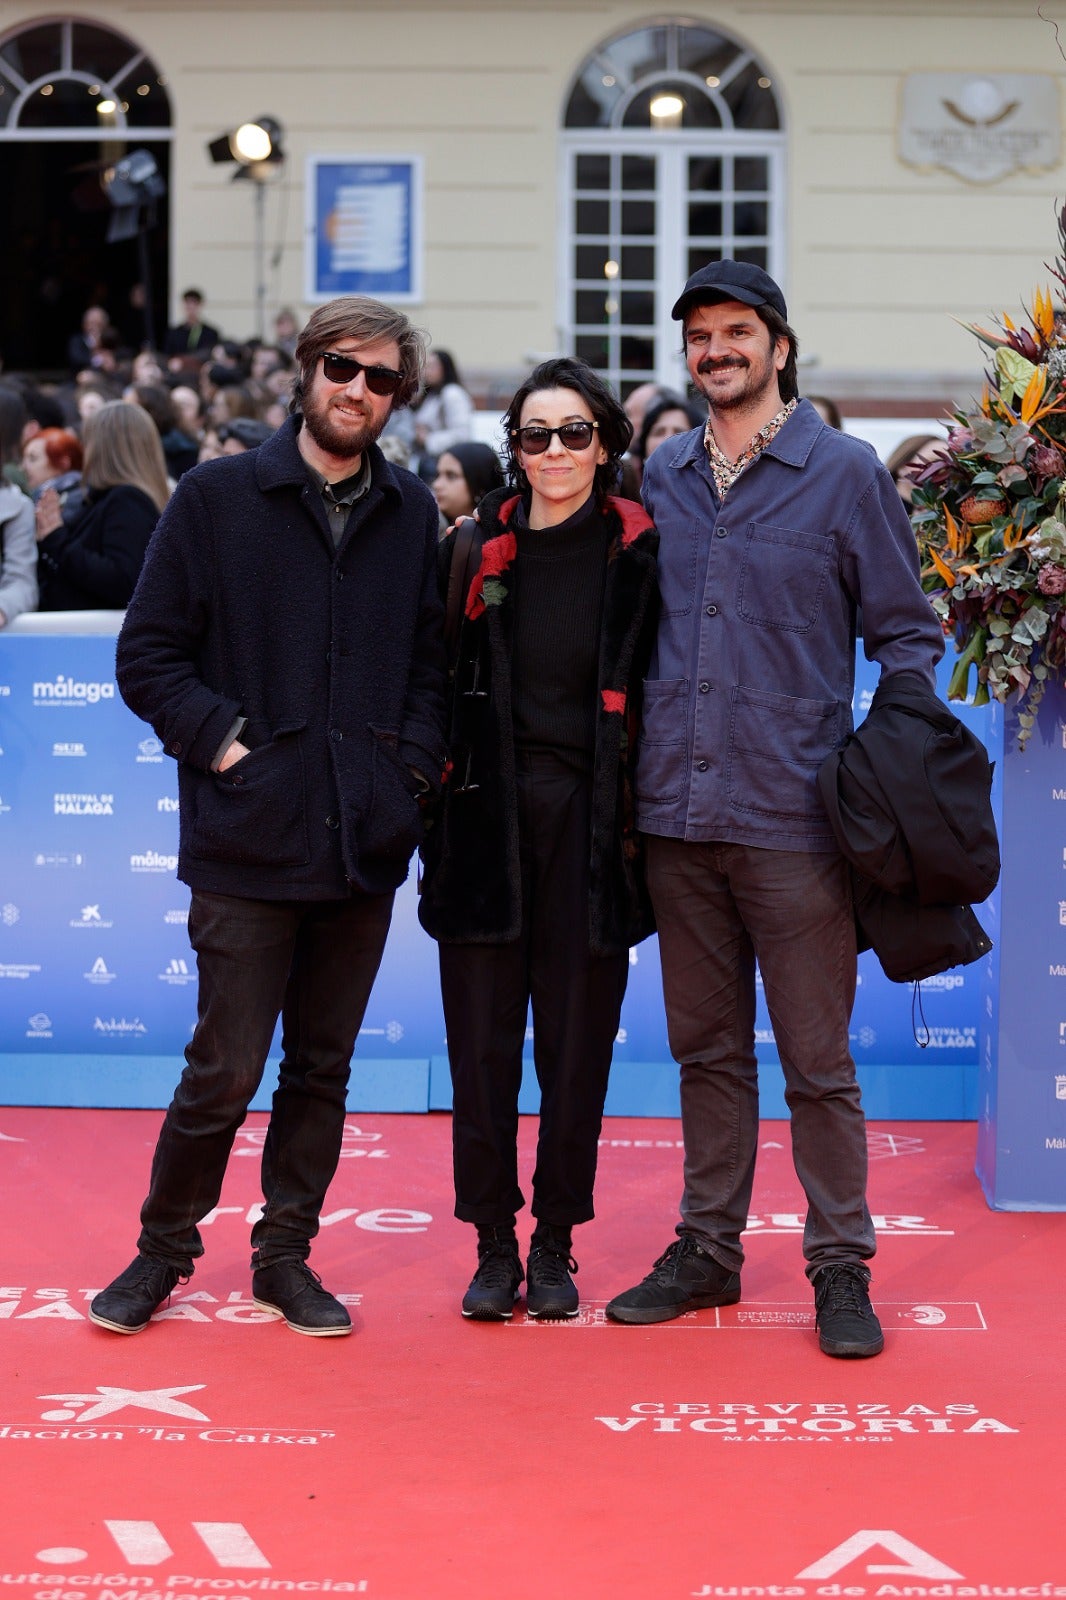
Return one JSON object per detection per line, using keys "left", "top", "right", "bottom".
{"left": 911, "top": 205, "right": 1066, "bottom": 747}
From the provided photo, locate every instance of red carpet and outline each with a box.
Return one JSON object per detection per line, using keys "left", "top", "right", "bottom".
{"left": 1, "top": 1109, "right": 1064, "bottom": 1595}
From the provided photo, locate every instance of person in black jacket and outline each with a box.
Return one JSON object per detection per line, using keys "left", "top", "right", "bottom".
{"left": 34, "top": 401, "right": 168, "bottom": 610}
{"left": 419, "top": 358, "right": 659, "bottom": 1320}
{"left": 88, "top": 297, "right": 447, "bottom": 1340}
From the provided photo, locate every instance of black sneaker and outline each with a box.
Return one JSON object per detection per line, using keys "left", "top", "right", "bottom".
{"left": 461, "top": 1230, "right": 523, "bottom": 1321}
{"left": 252, "top": 1260, "right": 352, "bottom": 1337}
{"left": 526, "top": 1232, "right": 579, "bottom": 1320}
{"left": 813, "top": 1264, "right": 884, "bottom": 1358}
{"left": 89, "top": 1255, "right": 186, "bottom": 1334}
{"left": 606, "top": 1235, "right": 741, "bottom": 1324}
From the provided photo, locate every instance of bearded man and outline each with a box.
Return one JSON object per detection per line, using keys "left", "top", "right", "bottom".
{"left": 606, "top": 262, "right": 944, "bottom": 1358}
{"left": 90, "top": 298, "right": 447, "bottom": 1339}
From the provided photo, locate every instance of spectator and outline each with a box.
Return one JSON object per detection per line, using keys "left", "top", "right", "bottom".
{"left": 634, "top": 393, "right": 706, "bottom": 472}
{"left": 411, "top": 348, "right": 475, "bottom": 477}
{"left": 76, "top": 379, "right": 121, "bottom": 430}
{"left": 67, "top": 305, "right": 116, "bottom": 376}
{"left": 884, "top": 432, "right": 947, "bottom": 508}
{"left": 273, "top": 307, "right": 299, "bottom": 357}
{"left": 35, "top": 400, "right": 169, "bottom": 610}
{"left": 169, "top": 383, "right": 204, "bottom": 440}
{"left": 0, "top": 384, "right": 30, "bottom": 489}
{"left": 163, "top": 289, "right": 220, "bottom": 361}
{"left": 131, "top": 349, "right": 167, "bottom": 386}
{"left": 623, "top": 381, "right": 666, "bottom": 435}
{"left": 218, "top": 417, "right": 273, "bottom": 454}
{"left": 21, "top": 427, "right": 83, "bottom": 515}
{"left": 208, "top": 382, "right": 259, "bottom": 431}
{"left": 0, "top": 480, "right": 37, "bottom": 627}
{"left": 807, "top": 394, "right": 844, "bottom": 430}
{"left": 125, "top": 383, "right": 199, "bottom": 481}
{"left": 431, "top": 441, "right": 505, "bottom": 526}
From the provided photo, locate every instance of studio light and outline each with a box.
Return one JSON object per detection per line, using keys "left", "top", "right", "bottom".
{"left": 206, "top": 116, "right": 286, "bottom": 339}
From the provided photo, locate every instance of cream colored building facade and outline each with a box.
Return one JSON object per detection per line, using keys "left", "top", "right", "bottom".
{"left": 1, "top": 0, "right": 1063, "bottom": 408}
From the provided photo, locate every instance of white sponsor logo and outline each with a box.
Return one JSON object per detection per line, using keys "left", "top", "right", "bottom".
{"left": 918, "top": 1025, "right": 976, "bottom": 1050}
{"left": 54, "top": 791, "right": 114, "bottom": 815}
{"left": 1, "top": 903, "right": 19, "bottom": 926}
{"left": 233, "top": 1124, "right": 386, "bottom": 1160}
{"left": 918, "top": 972, "right": 964, "bottom": 991}
{"left": 34, "top": 850, "right": 84, "bottom": 868}
{"left": 136, "top": 736, "right": 164, "bottom": 763}
{"left": 71, "top": 903, "right": 113, "bottom": 930}
{"left": 164, "top": 906, "right": 189, "bottom": 924}
{"left": 157, "top": 795, "right": 179, "bottom": 812}
{"left": 597, "top": 1400, "right": 1014, "bottom": 1440}
{"left": 158, "top": 957, "right": 193, "bottom": 985}
{"left": 26, "top": 1012, "right": 53, "bottom": 1038}
{"left": 33, "top": 676, "right": 115, "bottom": 707}
{"left": 52, "top": 741, "right": 87, "bottom": 756}
{"left": 92, "top": 1016, "right": 148, "bottom": 1036}
{"left": 0, "top": 962, "right": 41, "bottom": 979}
{"left": 130, "top": 849, "right": 178, "bottom": 873}
{"left": 85, "top": 956, "right": 117, "bottom": 985}
{"left": 0, "top": 794, "right": 11, "bottom": 816}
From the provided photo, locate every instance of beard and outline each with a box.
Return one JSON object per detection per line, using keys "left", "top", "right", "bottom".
{"left": 693, "top": 341, "right": 780, "bottom": 415}
{"left": 301, "top": 386, "right": 387, "bottom": 462}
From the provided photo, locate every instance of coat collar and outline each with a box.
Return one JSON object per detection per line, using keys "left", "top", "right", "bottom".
{"left": 660, "top": 396, "right": 826, "bottom": 475}
{"left": 254, "top": 413, "right": 404, "bottom": 503}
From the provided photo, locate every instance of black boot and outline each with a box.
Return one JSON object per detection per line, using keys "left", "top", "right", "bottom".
{"left": 461, "top": 1223, "right": 523, "bottom": 1320}
{"left": 526, "top": 1222, "right": 579, "bottom": 1319}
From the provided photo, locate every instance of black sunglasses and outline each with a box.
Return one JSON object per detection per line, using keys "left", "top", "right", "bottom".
{"left": 511, "top": 421, "right": 599, "bottom": 455}
{"left": 321, "top": 350, "right": 403, "bottom": 396}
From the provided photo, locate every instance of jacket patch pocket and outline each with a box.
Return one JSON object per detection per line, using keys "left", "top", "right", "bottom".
{"left": 737, "top": 523, "right": 833, "bottom": 633}
{"left": 658, "top": 520, "right": 700, "bottom": 618}
{"left": 188, "top": 724, "right": 310, "bottom": 866}
{"left": 726, "top": 685, "right": 840, "bottom": 822}
{"left": 635, "top": 678, "right": 689, "bottom": 808}
{"left": 363, "top": 726, "right": 423, "bottom": 863}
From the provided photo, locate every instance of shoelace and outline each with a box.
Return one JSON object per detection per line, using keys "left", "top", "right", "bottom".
{"left": 474, "top": 1245, "right": 521, "bottom": 1287}
{"left": 528, "top": 1247, "right": 578, "bottom": 1285}
{"left": 647, "top": 1237, "right": 698, "bottom": 1281}
{"left": 817, "top": 1267, "right": 869, "bottom": 1315}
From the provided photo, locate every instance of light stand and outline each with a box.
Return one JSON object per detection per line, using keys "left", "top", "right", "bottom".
{"left": 207, "top": 118, "right": 285, "bottom": 340}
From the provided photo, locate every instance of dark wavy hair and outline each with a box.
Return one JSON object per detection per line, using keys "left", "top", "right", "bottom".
{"left": 502, "top": 356, "right": 631, "bottom": 508}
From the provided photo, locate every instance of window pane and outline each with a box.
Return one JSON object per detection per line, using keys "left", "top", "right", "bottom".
{"left": 120, "top": 79, "right": 171, "bottom": 127}
{"left": 17, "top": 78, "right": 98, "bottom": 128}
{"left": 575, "top": 244, "right": 611, "bottom": 279}
{"left": 735, "top": 200, "right": 768, "bottom": 237}
{"left": 688, "top": 202, "right": 723, "bottom": 238}
{"left": 575, "top": 290, "right": 611, "bottom": 325}
{"left": 623, "top": 85, "right": 721, "bottom": 131}
{"left": 688, "top": 246, "right": 723, "bottom": 276}
{"left": 677, "top": 27, "right": 738, "bottom": 86}
{"left": 735, "top": 245, "right": 769, "bottom": 268}
{"left": 735, "top": 155, "right": 768, "bottom": 191}
{"left": 604, "top": 26, "right": 668, "bottom": 84}
{"left": 621, "top": 154, "right": 656, "bottom": 191}
{"left": 722, "top": 61, "right": 780, "bottom": 130}
{"left": 619, "top": 289, "right": 655, "bottom": 325}
{"left": 688, "top": 156, "right": 723, "bottom": 193}
{"left": 575, "top": 198, "right": 610, "bottom": 235}
{"left": 1, "top": 23, "right": 61, "bottom": 82}
{"left": 575, "top": 153, "right": 610, "bottom": 190}
{"left": 620, "top": 334, "right": 655, "bottom": 370}
{"left": 620, "top": 244, "right": 655, "bottom": 279}
{"left": 72, "top": 22, "right": 140, "bottom": 84}
{"left": 620, "top": 198, "right": 654, "bottom": 236}
{"left": 565, "top": 68, "right": 622, "bottom": 129}
{"left": 575, "top": 334, "right": 610, "bottom": 367}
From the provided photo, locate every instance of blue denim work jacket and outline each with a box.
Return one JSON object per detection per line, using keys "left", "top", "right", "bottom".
{"left": 636, "top": 399, "right": 944, "bottom": 852}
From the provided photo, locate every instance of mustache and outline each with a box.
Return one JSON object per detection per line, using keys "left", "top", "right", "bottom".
{"left": 698, "top": 356, "right": 749, "bottom": 375}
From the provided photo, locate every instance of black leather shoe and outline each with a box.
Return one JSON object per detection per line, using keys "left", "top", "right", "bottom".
{"left": 89, "top": 1255, "right": 186, "bottom": 1334}
{"left": 526, "top": 1230, "right": 579, "bottom": 1320}
{"left": 813, "top": 1264, "right": 884, "bottom": 1358}
{"left": 252, "top": 1260, "right": 352, "bottom": 1337}
{"left": 606, "top": 1235, "right": 740, "bottom": 1324}
{"left": 461, "top": 1228, "right": 523, "bottom": 1320}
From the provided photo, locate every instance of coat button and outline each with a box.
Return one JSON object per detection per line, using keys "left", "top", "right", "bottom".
{"left": 169, "top": 742, "right": 182, "bottom": 755}
{"left": 326, "top": 815, "right": 339, "bottom": 829}
{"left": 716, "top": 527, "right": 727, "bottom": 538}
{"left": 699, "top": 681, "right": 710, "bottom": 693}
{"left": 696, "top": 759, "right": 708, "bottom": 772}
{"left": 705, "top": 604, "right": 718, "bottom": 616}
{"left": 329, "top": 728, "right": 343, "bottom": 742}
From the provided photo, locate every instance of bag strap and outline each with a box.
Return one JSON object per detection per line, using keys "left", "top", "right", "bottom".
{"left": 443, "top": 515, "right": 483, "bottom": 664}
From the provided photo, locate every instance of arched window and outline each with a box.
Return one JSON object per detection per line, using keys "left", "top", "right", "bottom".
{"left": 560, "top": 20, "right": 785, "bottom": 397}
{"left": 0, "top": 17, "right": 170, "bottom": 129}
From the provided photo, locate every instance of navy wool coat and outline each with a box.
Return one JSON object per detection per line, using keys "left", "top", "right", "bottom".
{"left": 115, "top": 416, "right": 448, "bottom": 900}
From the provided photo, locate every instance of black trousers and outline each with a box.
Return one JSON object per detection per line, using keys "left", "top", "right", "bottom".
{"left": 137, "top": 889, "right": 394, "bottom": 1272}
{"left": 438, "top": 752, "right": 629, "bottom": 1228}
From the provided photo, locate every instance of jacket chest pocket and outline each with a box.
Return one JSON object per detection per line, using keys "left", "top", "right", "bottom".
{"left": 657, "top": 520, "right": 700, "bottom": 618}
{"left": 737, "top": 523, "right": 833, "bottom": 633}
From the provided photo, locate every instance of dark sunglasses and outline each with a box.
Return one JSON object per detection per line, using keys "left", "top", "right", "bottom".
{"left": 511, "top": 421, "right": 599, "bottom": 455}
{"left": 321, "top": 350, "right": 403, "bottom": 396}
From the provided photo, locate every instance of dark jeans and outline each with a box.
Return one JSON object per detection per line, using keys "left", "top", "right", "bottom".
{"left": 439, "top": 753, "right": 629, "bottom": 1228}
{"left": 137, "top": 888, "right": 393, "bottom": 1272}
{"left": 645, "top": 835, "right": 874, "bottom": 1277}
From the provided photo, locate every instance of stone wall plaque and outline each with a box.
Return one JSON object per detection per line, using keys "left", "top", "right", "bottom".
{"left": 899, "top": 72, "right": 1060, "bottom": 184}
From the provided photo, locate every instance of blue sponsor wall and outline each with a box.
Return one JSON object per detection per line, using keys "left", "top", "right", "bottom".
{"left": 1, "top": 618, "right": 994, "bottom": 1121}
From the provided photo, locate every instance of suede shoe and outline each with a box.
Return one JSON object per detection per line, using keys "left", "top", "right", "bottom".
{"left": 252, "top": 1260, "right": 352, "bottom": 1337}
{"left": 526, "top": 1227, "right": 579, "bottom": 1320}
{"left": 813, "top": 1264, "right": 884, "bottom": 1358}
{"left": 606, "top": 1234, "right": 741, "bottom": 1324}
{"left": 461, "top": 1228, "right": 523, "bottom": 1321}
{"left": 89, "top": 1255, "right": 186, "bottom": 1334}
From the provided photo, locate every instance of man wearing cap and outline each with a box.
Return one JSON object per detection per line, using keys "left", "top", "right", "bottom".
{"left": 605, "top": 262, "right": 943, "bottom": 1357}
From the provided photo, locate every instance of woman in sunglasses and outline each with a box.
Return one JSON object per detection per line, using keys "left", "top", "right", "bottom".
{"left": 419, "top": 356, "right": 660, "bottom": 1321}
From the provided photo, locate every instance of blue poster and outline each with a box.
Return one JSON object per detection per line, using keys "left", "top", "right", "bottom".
{"left": 305, "top": 156, "right": 422, "bottom": 302}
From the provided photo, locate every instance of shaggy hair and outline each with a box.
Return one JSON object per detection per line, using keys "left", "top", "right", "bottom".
{"left": 291, "top": 297, "right": 428, "bottom": 413}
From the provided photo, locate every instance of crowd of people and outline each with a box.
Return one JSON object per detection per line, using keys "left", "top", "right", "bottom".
{"left": 4, "top": 272, "right": 961, "bottom": 1367}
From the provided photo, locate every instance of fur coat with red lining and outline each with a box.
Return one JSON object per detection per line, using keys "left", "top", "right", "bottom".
{"left": 418, "top": 486, "right": 659, "bottom": 955}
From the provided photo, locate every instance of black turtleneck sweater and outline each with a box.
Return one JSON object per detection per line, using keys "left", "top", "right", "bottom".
{"left": 510, "top": 495, "right": 608, "bottom": 771}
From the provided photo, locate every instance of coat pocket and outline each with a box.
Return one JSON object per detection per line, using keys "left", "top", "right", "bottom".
{"left": 186, "top": 723, "right": 310, "bottom": 866}
{"left": 362, "top": 725, "right": 424, "bottom": 863}
{"left": 736, "top": 522, "right": 833, "bottom": 633}
{"left": 635, "top": 678, "right": 689, "bottom": 808}
{"left": 726, "top": 685, "right": 841, "bottom": 822}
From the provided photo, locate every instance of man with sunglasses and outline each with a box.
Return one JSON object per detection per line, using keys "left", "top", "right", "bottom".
{"left": 90, "top": 297, "right": 447, "bottom": 1339}
{"left": 606, "top": 261, "right": 943, "bottom": 1358}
